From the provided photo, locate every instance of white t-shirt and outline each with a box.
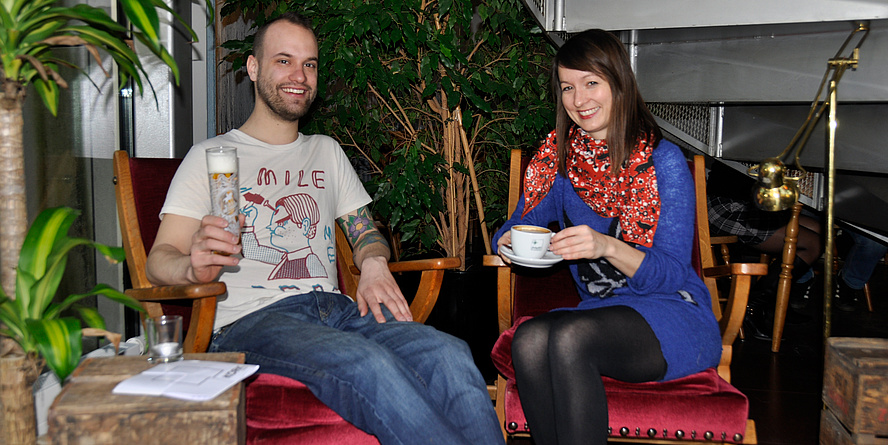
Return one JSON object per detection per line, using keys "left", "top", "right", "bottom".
{"left": 161, "top": 130, "right": 371, "bottom": 329}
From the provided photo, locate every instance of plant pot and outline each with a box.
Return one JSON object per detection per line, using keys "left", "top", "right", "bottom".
{"left": 424, "top": 267, "right": 500, "bottom": 383}
{"left": 0, "top": 352, "right": 43, "bottom": 445}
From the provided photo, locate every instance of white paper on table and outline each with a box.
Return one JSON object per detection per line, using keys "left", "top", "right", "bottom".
{"left": 112, "top": 360, "right": 259, "bottom": 401}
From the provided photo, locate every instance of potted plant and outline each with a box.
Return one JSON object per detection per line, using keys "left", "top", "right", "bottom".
{"left": 1, "top": 1, "right": 207, "bottom": 442}
{"left": 0, "top": 206, "right": 144, "bottom": 444}
{"left": 0, "top": 0, "right": 209, "bottom": 294}
{"left": 219, "top": 0, "right": 555, "bottom": 266}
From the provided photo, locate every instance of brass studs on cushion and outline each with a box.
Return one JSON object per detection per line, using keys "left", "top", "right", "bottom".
{"left": 507, "top": 422, "right": 517, "bottom": 432}
{"left": 704, "top": 431, "right": 714, "bottom": 440}
{"left": 733, "top": 433, "right": 744, "bottom": 442}
{"left": 619, "top": 427, "right": 630, "bottom": 437}
{"left": 647, "top": 428, "right": 657, "bottom": 438}
{"left": 675, "top": 430, "right": 685, "bottom": 439}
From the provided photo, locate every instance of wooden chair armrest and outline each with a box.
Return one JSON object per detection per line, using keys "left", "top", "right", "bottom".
{"left": 702, "top": 262, "right": 768, "bottom": 279}
{"left": 708, "top": 262, "right": 768, "bottom": 349}
{"left": 710, "top": 235, "right": 739, "bottom": 245}
{"left": 124, "top": 282, "right": 227, "bottom": 302}
{"left": 482, "top": 254, "right": 507, "bottom": 267}
{"left": 389, "top": 257, "right": 461, "bottom": 273}
{"left": 125, "top": 282, "right": 226, "bottom": 354}
{"left": 346, "top": 257, "right": 462, "bottom": 324}
{"left": 347, "top": 257, "right": 462, "bottom": 275}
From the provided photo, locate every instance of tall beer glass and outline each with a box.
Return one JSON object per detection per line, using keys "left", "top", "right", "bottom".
{"left": 205, "top": 147, "right": 240, "bottom": 237}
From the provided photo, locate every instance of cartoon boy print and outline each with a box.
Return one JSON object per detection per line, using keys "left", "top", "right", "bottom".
{"left": 266, "top": 193, "right": 327, "bottom": 280}
{"left": 239, "top": 190, "right": 328, "bottom": 281}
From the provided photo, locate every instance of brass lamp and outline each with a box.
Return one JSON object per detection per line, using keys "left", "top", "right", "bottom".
{"left": 751, "top": 158, "right": 799, "bottom": 212}
{"left": 750, "top": 22, "right": 869, "bottom": 341}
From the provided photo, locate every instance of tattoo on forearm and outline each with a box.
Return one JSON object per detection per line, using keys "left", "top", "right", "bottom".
{"left": 353, "top": 230, "right": 388, "bottom": 252}
{"left": 340, "top": 207, "right": 390, "bottom": 252}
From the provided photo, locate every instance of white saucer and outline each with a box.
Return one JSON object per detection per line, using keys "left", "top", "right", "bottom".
{"left": 500, "top": 245, "right": 563, "bottom": 268}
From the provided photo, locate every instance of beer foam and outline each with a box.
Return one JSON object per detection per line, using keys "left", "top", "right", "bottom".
{"left": 206, "top": 148, "right": 237, "bottom": 173}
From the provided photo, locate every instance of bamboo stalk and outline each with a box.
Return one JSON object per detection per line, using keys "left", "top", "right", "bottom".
{"left": 455, "top": 109, "right": 491, "bottom": 255}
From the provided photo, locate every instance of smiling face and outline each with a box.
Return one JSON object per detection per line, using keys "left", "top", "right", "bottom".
{"left": 247, "top": 21, "right": 318, "bottom": 122}
{"left": 557, "top": 66, "right": 612, "bottom": 140}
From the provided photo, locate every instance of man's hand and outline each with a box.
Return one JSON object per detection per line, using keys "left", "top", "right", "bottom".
{"left": 147, "top": 214, "right": 242, "bottom": 286}
{"left": 187, "top": 215, "right": 243, "bottom": 283}
{"left": 355, "top": 256, "right": 412, "bottom": 323}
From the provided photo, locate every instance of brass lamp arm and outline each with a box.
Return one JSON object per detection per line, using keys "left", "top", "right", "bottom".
{"left": 773, "top": 23, "right": 869, "bottom": 171}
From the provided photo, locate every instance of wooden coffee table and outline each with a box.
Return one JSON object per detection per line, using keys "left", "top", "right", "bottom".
{"left": 48, "top": 352, "right": 246, "bottom": 445}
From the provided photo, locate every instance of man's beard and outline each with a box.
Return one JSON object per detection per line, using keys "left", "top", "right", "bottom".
{"left": 256, "top": 76, "right": 314, "bottom": 122}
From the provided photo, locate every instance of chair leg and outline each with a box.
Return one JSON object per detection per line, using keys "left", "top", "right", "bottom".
{"left": 495, "top": 376, "right": 507, "bottom": 442}
{"left": 772, "top": 203, "right": 802, "bottom": 353}
{"left": 864, "top": 282, "right": 874, "bottom": 312}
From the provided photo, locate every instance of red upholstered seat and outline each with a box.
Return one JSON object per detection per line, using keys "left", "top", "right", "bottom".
{"left": 502, "top": 369, "right": 749, "bottom": 441}
{"left": 245, "top": 374, "right": 378, "bottom": 444}
{"left": 491, "top": 317, "right": 749, "bottom": 442}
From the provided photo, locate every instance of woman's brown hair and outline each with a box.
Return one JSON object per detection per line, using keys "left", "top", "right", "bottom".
{"left": 552, "top": 29, "right": 662, "bottom": 174}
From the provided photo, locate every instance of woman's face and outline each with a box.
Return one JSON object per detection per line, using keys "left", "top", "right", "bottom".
{"left": 558, "top": 66, "right": 612, "bottom": 140}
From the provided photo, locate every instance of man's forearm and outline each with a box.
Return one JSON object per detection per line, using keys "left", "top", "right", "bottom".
{"left": 352, "top": 231, "right": 391, "bottom": 270}
{"left": 146, "top": 244, "right": 199, "bottom": 285}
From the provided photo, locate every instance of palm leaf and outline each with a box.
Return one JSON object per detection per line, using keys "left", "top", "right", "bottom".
{"left": 16, "top": 206, "right": 76, "bottom": 281}
{"left": 119, "top": 0, "right": 160, "bottom": 47}
{"left": 30, "top": 238, "right": 124, "bottom": 318}
{"left": 75, "top": 306, "right": 105, "bottom": 330}
{"left": 28, "top": 318, "right": 82, "bottom": 381}
{"left": 134, "top": 32, "right": 179, "bottom": 84}
{"left": 46, "top": 284, "right": 144, "bottom": 319}
{"left": 32, "top": 76, "right": 60, "bottom": 116}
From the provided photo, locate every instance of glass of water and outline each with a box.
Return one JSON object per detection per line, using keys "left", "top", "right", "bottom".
{"left": 146, "top": 315, "right": 184, "bottom": 363}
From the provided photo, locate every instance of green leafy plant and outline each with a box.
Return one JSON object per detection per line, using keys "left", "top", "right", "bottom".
{"left": 221, "top": 0, "right": 555, "bottom": 264}
{"left": 0, "top": 207, "right": 144, "bottom": 381}
{"left": 0, "top": 0, "right": 208, "bottom": 295}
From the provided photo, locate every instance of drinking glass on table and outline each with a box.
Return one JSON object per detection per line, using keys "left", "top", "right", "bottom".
{"left": 206, "top": 146, "right": 240, "bottom": 238}
{"left": 146, "top": 315, "right": 183, "bottom": 363}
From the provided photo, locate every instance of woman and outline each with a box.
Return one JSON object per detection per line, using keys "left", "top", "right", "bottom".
{"left": 493, "top": 29, "right": 721, "bottom": 445}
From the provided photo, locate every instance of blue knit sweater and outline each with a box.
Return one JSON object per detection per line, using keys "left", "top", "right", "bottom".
{"left": 493, "top": 140, "right": 721, "bottom": 381}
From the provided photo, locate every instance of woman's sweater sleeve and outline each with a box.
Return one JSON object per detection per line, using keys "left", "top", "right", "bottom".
{"left": 491, "top": 190, "right": 557, "bottom": 254}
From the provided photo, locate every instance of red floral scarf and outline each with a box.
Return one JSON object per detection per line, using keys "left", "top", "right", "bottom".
{"left": 522, "top": 128, "right": 660, "bottom": 247}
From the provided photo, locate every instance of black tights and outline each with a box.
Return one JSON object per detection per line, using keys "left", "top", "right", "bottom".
{"left": 511, "top": 306, "right": 667, "bottom": 445}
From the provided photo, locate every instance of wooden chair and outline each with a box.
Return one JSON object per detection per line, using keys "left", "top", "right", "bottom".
{"left": 705, "top": 160, "right": 807, "bottom": 352}
{"left": 484, "top": 151, "right": 767, "bottom": 443}
{"left": 112, "top": 150, "right": 460, "bottom": 444}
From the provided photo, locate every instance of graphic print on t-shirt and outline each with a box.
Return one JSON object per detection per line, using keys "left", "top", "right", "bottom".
{"left": 241, "top": 190, "right": 328, "bottom": 281}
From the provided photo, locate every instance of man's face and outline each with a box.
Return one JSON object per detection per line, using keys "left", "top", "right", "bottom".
{"left": 248, "top": 21, "right": 319, "bottom": 122}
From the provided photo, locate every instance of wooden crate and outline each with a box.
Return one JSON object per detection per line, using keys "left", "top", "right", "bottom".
{"left": 821, "top": 408, "right": 888, "bottom": 445}
{"left": 822, "top": 338, "right": 888, "bottom": 438}
{"left": 48, "top": 352, "right": 246, "bottom": 445}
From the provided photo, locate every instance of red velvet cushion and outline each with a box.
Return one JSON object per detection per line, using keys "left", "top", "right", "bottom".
{"left": 245, "top": 374, "right": 380, "bottom": 445}
{"left": 490, "top": 316, "right": 532, "bottom": 381}
{"left": 503, "top": 370, "right": 749, "bottom": 443}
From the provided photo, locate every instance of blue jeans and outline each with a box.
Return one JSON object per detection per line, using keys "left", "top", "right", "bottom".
{"left": 841, "top": 230, "right": 888, "bottom": 289}
{"left": 208, "top": 292, "right": 504, "bottom": 445}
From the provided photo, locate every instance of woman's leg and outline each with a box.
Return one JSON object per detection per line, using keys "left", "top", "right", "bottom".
{"left": 511, "top": 306, "right": 666, "bottom": 445}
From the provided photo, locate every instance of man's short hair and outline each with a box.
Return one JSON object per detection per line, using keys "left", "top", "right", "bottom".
{"left": 252, "top": 12, "right": 314, "bottom": 60}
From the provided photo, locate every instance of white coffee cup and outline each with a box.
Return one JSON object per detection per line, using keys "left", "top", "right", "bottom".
{"left": 510, "top": 225, "right": 554, "bottom": 259}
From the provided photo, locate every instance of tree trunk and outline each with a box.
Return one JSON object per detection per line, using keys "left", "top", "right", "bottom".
{"left": 0, "top": 82, "right": 28, "bottom": 297}
{"left": 1, "top": 81, "right": 30, "bottom": 445}
{"left": 0, "top": 353, "right": 42, "bottom": 445}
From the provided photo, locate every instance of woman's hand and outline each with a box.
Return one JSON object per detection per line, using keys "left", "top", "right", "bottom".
{"left": 550, "top": 225, "right": 645, "bottom": 278}
{"left": 549, "top": 225, "right": 610, "bottom": 260}
{"left": 496, "top": 230, "right": 513, "bottom": 264}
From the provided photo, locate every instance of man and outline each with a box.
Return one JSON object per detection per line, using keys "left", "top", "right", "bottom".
{"left": 146, "top": 12, "right": 503, "bottom": 445}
